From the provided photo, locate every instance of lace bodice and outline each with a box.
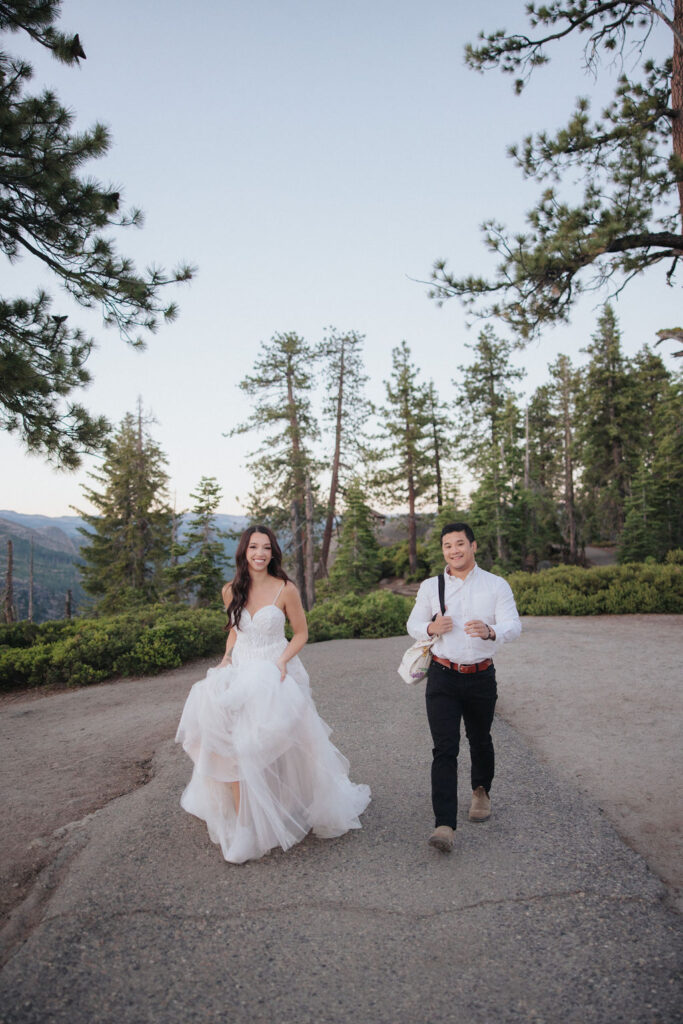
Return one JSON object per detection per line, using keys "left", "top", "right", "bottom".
{"left": 233, "top": 605, "right": 288, "bottom": 663}
{"left": 229, "top": 587, "right": 309, "bottom": 692}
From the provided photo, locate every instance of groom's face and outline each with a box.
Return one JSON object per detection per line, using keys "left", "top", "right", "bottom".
{"left": 442, "top": 530, "right": 477, "bottom": 577}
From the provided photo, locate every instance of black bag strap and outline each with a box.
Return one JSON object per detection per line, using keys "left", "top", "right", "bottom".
{"left": 431, "top": 573, "right": 446, "bottom": 622}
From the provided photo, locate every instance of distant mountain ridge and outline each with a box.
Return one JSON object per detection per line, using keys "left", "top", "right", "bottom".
{"left": 0, "top": 510, "right": 248, "bottom": 624}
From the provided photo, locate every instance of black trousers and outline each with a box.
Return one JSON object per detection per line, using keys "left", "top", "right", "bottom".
{"left": 425, "top": 661, "right": 497, "bottom": 829}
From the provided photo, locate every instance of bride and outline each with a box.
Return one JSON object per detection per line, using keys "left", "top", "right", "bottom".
{"left": 175, "top": 524, "right": 371, "bottom": 863}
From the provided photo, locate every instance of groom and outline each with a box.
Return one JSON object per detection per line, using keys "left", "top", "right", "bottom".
{"left": 406, "top": 522, "right": 521, "bottom": 852}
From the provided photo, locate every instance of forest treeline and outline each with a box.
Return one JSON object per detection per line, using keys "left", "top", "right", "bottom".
{"left": 6, "top": 306, "right": 677, "bottom": 621}
{"left": 3, "top": 306, "right": 681, "bottom": 625}
{"left": 222, "top": 309, "right": 682, "bottom": 608}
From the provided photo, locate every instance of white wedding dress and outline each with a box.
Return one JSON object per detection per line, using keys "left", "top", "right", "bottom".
{"left": 175, "top": 592, "right": 371, "bottom": 863}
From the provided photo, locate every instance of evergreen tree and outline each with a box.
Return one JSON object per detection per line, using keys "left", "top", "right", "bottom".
{"left": 0, "top": 3, "right": 193, "bottom": 467}
{"left": 619, "top": 462, "right": 661, "bottom": 560}
{"left": 453, "top": 328, "right": 525, "bottom": 566}
{"left": 325, "top": 479, "right": 380, "bottom": 595}
{"left": 166, "top": 477, "right": 230, "bottom": 606}
{"left": 424, "top": 380, "right": 456, "bottom": 509}
{"left": 76, "top": 406, "right": 172, "bottom": 612}
{"left": 431, "top": 2, "right": 683, "bottom": 342}
{"left": 547, "top": 354, "right": 582, "bottom": 562}
{"left": 317, "top": 328, "right": 373, "bottom": 575}
{"left": 619, "top": 348, "right": 683, "bottom": 558}
{"left": 372, "top": 342, "right": 434, "bottom": 575}
{"left": 523, "top": 385, "right": 564, "bottom": 567}
{"left": 229, "top": 332, "right": 320, "bottom": 608}
{"left": 576, "top": 305, "right": 634, "bottom": 542}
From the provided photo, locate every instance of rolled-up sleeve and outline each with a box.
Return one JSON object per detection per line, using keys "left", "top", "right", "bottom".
{"left": 406, "top": 580, "right": 434, "bottom": 641}
{"left": 492, "top": 578, "right": 522, "bottom": 644}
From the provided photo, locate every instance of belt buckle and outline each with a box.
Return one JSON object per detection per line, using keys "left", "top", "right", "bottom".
{"left": 460, "top": 663, "right": 476, "bottom": 674}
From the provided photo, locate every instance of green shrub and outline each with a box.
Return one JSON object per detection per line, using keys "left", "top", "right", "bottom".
{"left": 507, "top": 563, "right": 682, "bottom": 615}
{"left": 2, "top": 562, "right": 679, "bottom": 692}
{"left": 306, "top": 590, "right": 413, "bottom": 643}
{"left": 0, "top": 605, "right": 227, "bottom": 691}
{"left": 378, "top": 541, "right": 430, "bottom": 582}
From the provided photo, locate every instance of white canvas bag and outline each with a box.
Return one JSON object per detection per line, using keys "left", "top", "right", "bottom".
{"left": 398, "top": 573, "right": 446, "bottom": 685}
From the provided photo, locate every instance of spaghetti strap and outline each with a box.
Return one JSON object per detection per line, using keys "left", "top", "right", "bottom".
{"left": 272, "top": 582, "right": 286, "bottom": 606}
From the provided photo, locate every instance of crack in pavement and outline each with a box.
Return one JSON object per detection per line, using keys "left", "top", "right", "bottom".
{"left": 23, "top": 887, "right": 658, "bottom": 936}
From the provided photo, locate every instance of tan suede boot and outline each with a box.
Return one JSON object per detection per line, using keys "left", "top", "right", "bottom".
{"left": 428, "top": 825, "right": 454, "bottom": 852}
{"left": 468, "top": 786, "right": 491, "bottom": 822}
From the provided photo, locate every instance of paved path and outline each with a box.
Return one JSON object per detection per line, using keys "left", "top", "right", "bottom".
{"left": 0, "top": 623, "right": 681, "bottom": 1023}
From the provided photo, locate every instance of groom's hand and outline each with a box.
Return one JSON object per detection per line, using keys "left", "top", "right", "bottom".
{"left": 428, "top": 614, "right": 453, "bottom": 636}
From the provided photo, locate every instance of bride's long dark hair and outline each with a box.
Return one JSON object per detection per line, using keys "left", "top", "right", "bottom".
{"left": 225, "top": 525, "right": 290, "bottom": 630}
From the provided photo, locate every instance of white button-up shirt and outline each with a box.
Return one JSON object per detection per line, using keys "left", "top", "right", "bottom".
{"left": 406, "top": 564, "right": 522, "bottom": 664}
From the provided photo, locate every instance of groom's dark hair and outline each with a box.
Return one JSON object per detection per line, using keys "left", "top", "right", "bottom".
{"left": 440, "top": 522, "right": 475, "bottom": 543}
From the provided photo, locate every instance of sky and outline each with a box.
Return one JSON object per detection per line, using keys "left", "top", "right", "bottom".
{"left": 2, "top": 0, "right": 681, "bottom": 517}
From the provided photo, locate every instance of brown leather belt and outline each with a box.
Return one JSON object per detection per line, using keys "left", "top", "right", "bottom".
{"left": 432, "top": 656, "right": 493, "bottom": 674}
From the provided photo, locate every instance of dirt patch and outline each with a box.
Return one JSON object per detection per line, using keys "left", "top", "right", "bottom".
{"left": 0, "top": 659, "right": 214, "bottom": 921}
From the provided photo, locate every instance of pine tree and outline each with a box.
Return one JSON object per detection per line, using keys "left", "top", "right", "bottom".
{"left": 166, "top": 477, "right": 230, "bottom": 606}
{"left": 576, "top": 306, "right": 634, "bottom": 542}
{"left": 0, "top": 3, "right": 193, "bottom": 467}
{"left": 424, "top": 380, "right": 456, "bottom": 509}
{"left": 619, "top": 462, "right": 661, "bottom": 560}
{"left": 430, "top": 2, "right": 683, "bottom": 342}
{"left": 548, "top": 356, "right": 581, "bottom": 565}
{"left": 523, "top": 384, "right": 564, "bottom": 567}
{"left": 619, "top": 348, "right": 683, "bottom": 559}
{"left": 326, "top": 479, "right": 380, "bottom": 595}
{"left": 317, "top": 328, "right": 373, "bottom": 575}
{"left": 453, "top": 328, "right": 525, "bottom": 566}
{"left": 229, "top": 332, "right": 320, "bottom": 608}
{"left": 372, "top": 342, "right": 434, "bottom": 575}
{"left": 76, "top": 406, "right": 172, "bottom": 612}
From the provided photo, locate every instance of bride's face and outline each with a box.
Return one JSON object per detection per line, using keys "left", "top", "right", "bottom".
{"left": 246, "top": 532, "right": 272, "bottom": 573}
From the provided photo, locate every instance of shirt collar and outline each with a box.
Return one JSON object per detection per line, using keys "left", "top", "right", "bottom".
{"left": 444, "top": 563, "right": 479, "bottom": 584}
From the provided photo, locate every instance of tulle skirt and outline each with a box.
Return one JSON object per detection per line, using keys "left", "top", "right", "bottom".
{"left": 175, "top": 659, "right": 370, "bottom": 863}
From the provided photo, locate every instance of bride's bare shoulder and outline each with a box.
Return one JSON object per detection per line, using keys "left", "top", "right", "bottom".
{"left": 221, "top": 580, "right": 234, "bottom": 605}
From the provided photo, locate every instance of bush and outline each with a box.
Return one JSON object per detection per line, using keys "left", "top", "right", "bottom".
{"left": 378, "top": 541, "right": 430, "bottom": 583}
{"left": 0, "top": 605, "right": 227, "bottom": 692}
{"left": 2, "top": 561, "right": 679, "bottom": 692}
{"left": 306, "top": 590, "right": 413, "bottom": 643}
{"left": 507, "top": 563, "right": 682, "bottom": 615}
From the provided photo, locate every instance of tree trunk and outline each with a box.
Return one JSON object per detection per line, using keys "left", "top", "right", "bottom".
{"left": 290, "top": 500, "right": 306, "bottom": 605}
{"left": 563, "top": 401, "right": 577, "bottom": 564}
{"left": 432, "top": 422, "right": 444, "bottom": 508}
{"left": 286, "top": 361, "right": 308, "bottom": 605}
{"left": 304, "top": 474, "right": 316, "bottom": 609}
{"left": 407, "top": 473, "right": 418, "bottom": 574}
{"left": 28, "top": 538, "right": 34, "bottom": 623}
{"left": 404, "top": 394, "right": 418, "bottom": 574}
{"left": 4, "top": 539, "right": 14, "bottom": 624}
{"left": 524, "top": 405, "right": 530, "bottom": 490}
{"left": 320, "top": 347, "right": 345, "bottom": 574}
{"left": 674, "top": 0, "right": 683, "bottom": 225}
{"left": 65, "top": 588, "right": 72, "bottom": 620}
{"left": 494, "top": 455, "right": 505, "bottom": 564}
